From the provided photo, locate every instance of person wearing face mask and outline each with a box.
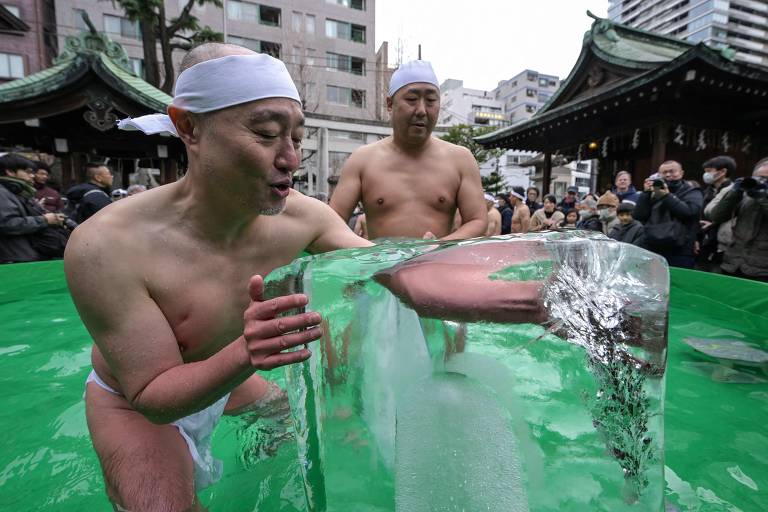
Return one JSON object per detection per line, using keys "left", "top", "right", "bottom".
{"left": 595, "top": 191, "right": 620, "bottom": 235}
{"left": 575, "top": 197, "right": 601, "bottom": 232}
{"left": 633, "top": 161, "right": 703, "bottom": 268}
{"left": 698, "top": 156, "right": 735, "bottom": 271}
{"left": 706, "top": 157, "right": 768, "bottom": 282}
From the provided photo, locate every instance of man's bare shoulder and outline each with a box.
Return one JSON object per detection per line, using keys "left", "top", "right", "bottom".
{"left": 350, "top": 137, "right": 392, "bottom": 160}
{"left": 432, "top": 137, "right": 474, "bottom": 159}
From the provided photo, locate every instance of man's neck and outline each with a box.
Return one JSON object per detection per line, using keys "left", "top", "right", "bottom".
{"left": 89, "top": 180, "right": 103, "bottom": 189}
{"left": 391, "top": 132, "right": 431, "bottom": 155}
{"left": 617, "top": 186, "right": 629, "bottom": 193}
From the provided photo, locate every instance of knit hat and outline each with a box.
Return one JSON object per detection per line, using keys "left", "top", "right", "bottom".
{"left": 596, "top": 191, "right": 620, "bottom": 208}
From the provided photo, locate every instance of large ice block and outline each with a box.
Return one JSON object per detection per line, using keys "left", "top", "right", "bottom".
{"left": 265, "top": 232, "right": 669, "bottom": 511}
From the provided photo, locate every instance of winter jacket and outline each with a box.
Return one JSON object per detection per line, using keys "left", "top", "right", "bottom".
{"left": 608, "top": 220, "right": 644, "bottom": 246}
{"left": 0, "top": 178, "right": 47, "bottom": 262}
{"left": 66, "top": 183, "right": 111, "bottom": 223}
{"left": 576, "top": 214, "right": 602, "bottom": 232}
{"left": 529, "top": 209, "right": 564, "bottom": 232}
{"left": 525, "top": 199, "right": 542, "bottom": 213}
{"left": 633, "top": 181, "right": 703, "bottom": 258}
{"left": 709, "top": 184, "right": 768, "bottom": 278}
{"left": 611, "top": 185, "right": 640, "bottom": 204}
{"left": 499, "top": 206, "right": 513, "bottom": 235}
{"left": 558, "top": 198, "right": 578, "bottom": 216}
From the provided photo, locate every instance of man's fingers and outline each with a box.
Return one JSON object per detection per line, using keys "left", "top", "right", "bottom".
{"left": 248, "top": 294, "right": 309, "bottom": 321}
{"left": 258, "top": 349, "right": 312, "bottom": 369}
{"left": 247, "top": 326, "right": 323, "bottom": 354}
{"left": 248, "top": 311, "right": 322, "bottom": 339}
{"left": 248, "top": 275, "right": 264, "bottom": 302}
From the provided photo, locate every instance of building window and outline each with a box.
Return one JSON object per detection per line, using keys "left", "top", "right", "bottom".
{"left": 104, "top": 14, "right": 140, "bottom": 39}
{"left": 527, "top": 72, "right": 536, "bottom": 81}
{"left": 73, "top": 9, "right": 87, "bottom": 30}
{"left": 327, "top": 85, "right": 365, "bottom": 108}
{"left": 2, "top": 4, "right": 20, "bottom": 17}
{"left": 129, "top": 57, "right": 144, "bottom": 78}
{"left": 326, "top": 52, "right": 365, "bottom": 75}
{"left": 329, "top": 151, "right": 352, "bottom": 176}
{"left": 525, "top": 104, "right": 537, "bottom": 113}
{"left": 538, "top": 92, "right": 551, "bottom": 103}
{"left": 325, "top": 19, "right": 366, "bottom": 43}
{"left": 227, "top": 35, "right": 280, "bottom": 58}
{"left": 305, "top": 14, "right": 315, "bottom": 34}
{"left": 525, "top": 88, "right": 536, "bottom": 97}
{"left": 0, "top": 52, "right": 23, "bottom": 79}
{"left": 326, "top": 0, "right": 365, "bottom": 10}
{"left": 292, "top": 11, "right": 302, "bottom": 31}
{"left": 329, "top": 129, "right": 365, "bottom": 141}
{"left": 227, "top": 1, "right": 281, "bottom": 27}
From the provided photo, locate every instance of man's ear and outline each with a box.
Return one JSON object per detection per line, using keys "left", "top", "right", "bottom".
{"left": 168, "top": 106, "right": 199, "bottom": 146}
{"left": 386, "top": 96, "right": 393, "bottom": 114}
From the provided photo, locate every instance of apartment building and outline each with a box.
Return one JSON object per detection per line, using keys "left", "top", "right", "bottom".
{"left": 0, "top": 0, "right": 57, "bottom": 82}
{"left": 492, "top": 69, "right": 559, "bottom": 126}
{"left": 608, "top": 0, "right": 768, "bottom": 68}
{"left": 438, "top": 79, "right": 507, "bottom": 128}
{"left": 53, "top": 0, "right": 378, "bottom": 119}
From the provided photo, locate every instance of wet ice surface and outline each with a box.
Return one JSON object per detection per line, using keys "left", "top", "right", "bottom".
{"left": 266, "top": 232, "right": 670, "bottom": 511}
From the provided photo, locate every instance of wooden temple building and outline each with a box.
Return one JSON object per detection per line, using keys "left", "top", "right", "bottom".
{"left": 476, "top": 12, "right": 768, "bottom": 194}
{"left": 0, "top": 23, "right": 183, "bottom": 189}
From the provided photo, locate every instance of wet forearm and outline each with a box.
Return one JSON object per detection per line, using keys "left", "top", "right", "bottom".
{"left": 130, "top": 337, "right": 254, "bottom": 424}
{"left": 443, "top": 218, "right": 486, "bottom": 240}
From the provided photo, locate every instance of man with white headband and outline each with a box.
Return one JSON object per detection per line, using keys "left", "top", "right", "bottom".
{"left": 65, "top": 43, "right": 370, "bottom": 511}
{"left": 330, "top": 60, "right": 487, "bottom": 240}
{"left": 508, "top": 186, "right": 531, "bottom": 234}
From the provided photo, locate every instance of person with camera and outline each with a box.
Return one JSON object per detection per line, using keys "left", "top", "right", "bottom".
{"left": 633, "top": 161, "right": 703, "bottom": 268}
{"left": 0, "top": 153, "right": 72, "bottom": 263}
{"left": 705, "top": 157, "right": 768, "bottom": 282}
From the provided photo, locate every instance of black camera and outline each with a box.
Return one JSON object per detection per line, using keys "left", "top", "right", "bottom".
{"left": 62, "top": 216, "right": 78, "bottom": 230}
{"left": 652, "top": 179, "right": 665, "bottom": 188}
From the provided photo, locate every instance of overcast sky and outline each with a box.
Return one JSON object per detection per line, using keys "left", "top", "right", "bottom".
{"left": 375, "top": 0, "right": 609, "bottom": 91}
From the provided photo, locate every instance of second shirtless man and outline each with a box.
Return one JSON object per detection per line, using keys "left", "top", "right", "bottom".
{"left": 330, "top": 60, "right": 487, "bottom": 240}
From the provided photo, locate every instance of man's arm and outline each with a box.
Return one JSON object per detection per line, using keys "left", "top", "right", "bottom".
{"left": 633, "top": 191, "right": 652, "bottom": 222}
{"left": 65, "top": 229, "right": 321, "bottom": 424}
{"left": 329, "top": 150, "right": 365, "bottom": 223}
{"left": 662, "top": 189, "right": 702, "bottom": 220}
{"left": 515, "top": 206, "right": 531, "bottom": 234}
{"left": 443, "top": 148, "right": 487, "bottom": 240}
{"left": 308, "top": 199, "right": 373, "bottom": 253}
{"left": 0, "top": 195, "right": 49, "bottom": 235}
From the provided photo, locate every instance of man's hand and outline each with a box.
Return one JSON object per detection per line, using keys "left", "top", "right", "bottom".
{"left": 43, "top": 212, "right": 64, "bottom": 226}
{"left": 242, "top": 275, "right": 322, "bottom": 371}
{"left": 422, "top": 231, "right": 437, "bottom": 240}
{"left": 652, "top": 182, "right": 669, "bottom": 199}
{"left": 699, "top": 220, "right": 713, "bottom": 231}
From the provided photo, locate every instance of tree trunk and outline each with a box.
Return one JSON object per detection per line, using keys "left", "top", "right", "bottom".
{"left": 158, "top": 3, "right": 176, "bottom": 94}
{"left": 140, "top": 18, "right": 159, "bottom": 87}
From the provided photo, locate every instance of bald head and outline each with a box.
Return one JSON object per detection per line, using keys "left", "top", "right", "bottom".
{"left": 180, "top": 43, "right": 255, "bottom": 73}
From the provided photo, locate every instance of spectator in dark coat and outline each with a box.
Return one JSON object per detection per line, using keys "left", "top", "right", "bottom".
{"left": 609, "top": 202, "right": 644, "bottom": 246}
{"left": 634, "top": 161, "right": 703, "bottom": 268}
{"left": 525, "top": 186, "right": 542, "bottom": 213}
{"left": 707, "top": 157, "right": 768, "bottom": 282}
{"left": 576, "top": 197, "right": 602, "bottom": 232}
{"left": 698, "top": 155, "right": 735, "bottom": 270}
{"left": 65, "top": 162, "right": 114, "bottom": 223}
{"left": 611, "top": 170, "right": 640, "bottom": 204}
{"left": 32, "top": 161, "right": 63, "bottom": 213}
{"left": 496, "top": 193, "right": 513, "bottom": 235}
{"left": 558, "top": 186, "right": 579, "bottom": 216}
{"left": 0, "top": 154, "right": 65, "bottom": 263}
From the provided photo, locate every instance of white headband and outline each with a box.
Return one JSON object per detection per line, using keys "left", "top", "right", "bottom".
{"left": 388, "top": 60, "right": 439, "bottom": 97}
{"left": 509, "top": 190, "right": 525, "bottom": 201}
{"left": 118, "top": 54, "right": 301, "bottom": 137}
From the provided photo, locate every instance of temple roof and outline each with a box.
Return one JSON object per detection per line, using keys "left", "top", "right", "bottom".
{"left": 0, "top": 25, "right": 171, "bottom": 116}
{"left": 476, "top": 12, "right": 768, "bottom": 150}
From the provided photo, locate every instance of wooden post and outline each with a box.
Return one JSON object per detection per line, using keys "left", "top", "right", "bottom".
{"left": 650, "top": 122, "right": 668, "bottom": 172}
{"left": 543, "top": 152, "right": 552, "bottom": 195}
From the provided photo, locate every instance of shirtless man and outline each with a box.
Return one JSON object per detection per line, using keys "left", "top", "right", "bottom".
{"left": 508, "top": 186, "right": 531, "bottom": 234}
{"left": 66, "top": 45, "right": 370, "bottom": 511}
{"left": 330, "top": 60, "right": 487, "bottom": 240}
{"left": 484, "top": 193, "right": 502, "bottom": 236}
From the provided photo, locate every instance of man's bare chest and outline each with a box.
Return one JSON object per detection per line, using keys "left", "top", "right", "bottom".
{"left": 144, "top": 243, "right": 301, "bottom": 359}
{"left": 361, "top": 165, "right": 460, "bottom": 212}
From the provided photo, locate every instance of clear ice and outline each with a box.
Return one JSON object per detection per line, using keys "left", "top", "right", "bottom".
{"left": 266, "top": 232, "right": 669, "bottom": 511}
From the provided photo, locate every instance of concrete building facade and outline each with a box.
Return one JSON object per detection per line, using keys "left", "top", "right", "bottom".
{"left": 493, "top": 69, "right": 559, "bottom": 126}
{"left": 608, "top": 0, "right": 768, "bottom": 68}
{"left": 52, "top": 0, "right": 380, "bottom": 119}
{"left": 438, "top": 79, "right": 507, "bottom": 128}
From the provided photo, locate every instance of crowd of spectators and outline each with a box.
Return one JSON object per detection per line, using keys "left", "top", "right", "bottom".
{"left": 489, "top": 155, "right": 768, "bottom": 283}
{"left": 0, "top": 153, "right": 147, "bottom": 264}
